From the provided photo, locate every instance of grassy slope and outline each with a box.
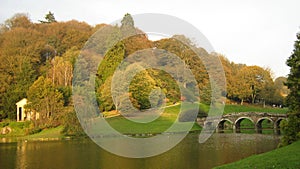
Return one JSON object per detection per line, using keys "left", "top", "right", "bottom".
{"left": 0, "top": 121, "right": 64, "bottom": 140}
{"left": 24, "top": 126, "right": 64, "bottom": 139}
{"left": 214, "top": 140, "right": 300, "bottom": 169}
{"left": 0, "top": 121, "right": 30, "bottom": 137}
{"left": 106, "top": 103, "right": 201, "bottom": 134}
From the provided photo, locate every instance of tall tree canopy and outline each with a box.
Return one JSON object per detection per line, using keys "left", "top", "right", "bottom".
{"left": 0, "top": 14, "right": 92, "bottom": 120}
{"left": 281, "top": 32, "right": 300, "bottom": 146}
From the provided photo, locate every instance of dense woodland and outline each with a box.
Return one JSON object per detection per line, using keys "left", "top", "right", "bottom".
{"left": 0, "top": 12, "right": 290, "bottom": 135}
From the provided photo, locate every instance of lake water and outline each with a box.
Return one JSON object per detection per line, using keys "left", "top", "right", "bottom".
{"left": 0, "top": 133, "right": 280, "bottom": 169}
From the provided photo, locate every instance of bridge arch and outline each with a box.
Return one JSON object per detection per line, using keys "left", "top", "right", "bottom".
{"left": 275, "top": 118, "right": 286, "bottom": 128}
{"left": 274, "top": 118, "right": 287, "bottom": 134}
{"left": 217, "top": 119, "right": 233, "bottom": 132}
{"left": 234, "top": 117, "right": 255, "bottom": 133}
{"left": 256, "top": 117, "right": 274, "bottom": 133}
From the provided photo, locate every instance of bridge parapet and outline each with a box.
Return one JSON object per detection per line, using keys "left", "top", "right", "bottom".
{"left": 197, "top": 112, "right": 287, "bottom": 134}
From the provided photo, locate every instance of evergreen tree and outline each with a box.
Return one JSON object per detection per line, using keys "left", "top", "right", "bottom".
{"left": 121, "top": 13, "right": 134, "bottom": 29}
{"left": 120, "top": 13, "right": 135, "bottom": 37}
{"left": 39, "top": 11, "right": 56, "bottom": 23}
{"left": 281, "top": 32, "right": 300, "bottom": 146}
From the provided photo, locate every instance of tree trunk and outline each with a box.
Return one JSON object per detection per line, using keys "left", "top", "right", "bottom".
{"left": 252, "top": 97, "right": 255, "bottom": 104}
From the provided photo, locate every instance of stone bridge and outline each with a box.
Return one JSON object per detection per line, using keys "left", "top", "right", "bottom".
{"left": 197, "top": 112, "right": 287, "bottom": 134}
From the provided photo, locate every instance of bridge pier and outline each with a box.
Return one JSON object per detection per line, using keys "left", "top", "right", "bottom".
{"left": 255, "top": 123, "right": 262, "bottom": 134}
{"left": 232, "top": 125, "right": 237, "bottom": 133}
{"left": 234, "top": 123, "right": 241, "bottom": 133}
{"left": 274, "top": 123, "right": 281, "bottom": 135}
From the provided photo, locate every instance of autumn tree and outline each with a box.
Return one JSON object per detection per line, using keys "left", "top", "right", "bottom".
{"left": 274, "top": 77, "right": 289, "bottom": 98}
{"left": 0, "top": 13, "right": 32, "bottom": 32}
{"left": 0, "top": 16, "right": 42, "bottom": 118}
{"left": 48, "top": 56, "right": 73, "bottom": 86}
{"left": 154, "top": 36, "right": 210, "bottom": 102}
{"left": 233, "top": 66, "right": 273, "bottom": 105}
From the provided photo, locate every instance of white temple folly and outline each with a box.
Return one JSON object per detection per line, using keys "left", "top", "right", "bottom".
{"left": 16, "top": 98, "right": 39, "bottom": 121}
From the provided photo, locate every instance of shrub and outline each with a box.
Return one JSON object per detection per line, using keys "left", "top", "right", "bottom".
{"left": 9, "top": 121, "right": 25, "bottom": 129}
{"left": 0, "top": 122, "right": 9, "bottom": 128}
{"left": 27, "top": 127, "right": 42, "bottom": 135}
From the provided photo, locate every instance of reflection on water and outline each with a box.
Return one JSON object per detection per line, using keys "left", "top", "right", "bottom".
{"left": 0, "top": 133, "right": 280, "bottom": 169}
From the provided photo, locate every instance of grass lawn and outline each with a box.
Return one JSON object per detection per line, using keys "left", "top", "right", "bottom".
{"left": 0, "top": 121, "right": 31, "bottom": 137}
{"left": 24, "top": 126, "right": 64, "bottom": 139}
{"left": 223, "top": 104, "right": 288, "bottom": 114}
{"left": 214, "top": 140, "right": 300, "bottom": 169}
{"left": 105, "top": 103, "right": 202, "bottom": 134}
{"left": 195, "top": 103, "right": 287, "bottom": 115}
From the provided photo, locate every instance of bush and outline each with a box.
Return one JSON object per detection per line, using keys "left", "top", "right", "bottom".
{"left": 0, "top": 110, "right": 6, "bottom": 120}
{"left": 61, "top": 110, "right": 86, "bottom": 136}
{"left": 8, "top": 121, "right": 31, "bottom": 129}
{"left": 280, "top": 114, "right": 300, "bottom": 146}
{"left": 9, "top": 121, "right": 25, "bottom": 129}
{"left": 26, "top": 127, "right": 42, "bottom": 135}
{"left": 0, "top": 122, "right": 9, "bottom": 128}
{"left": 24, "top": 122, "right": 42, "bottom": 135}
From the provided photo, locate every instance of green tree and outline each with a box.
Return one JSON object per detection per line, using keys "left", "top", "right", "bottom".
{"left": 129, "top": 69, "right": 158, "bottom": 109}
{"left": 0, "top": 55, "right": 37, "bottom": 119}
{"left": 281, "top": 32, "right": 300, "bottom": 146}
{"left": 96, "top": 41, "right": 125, "bottom": 87}
{"left": 261, "top": 77, "right": 289, "bottom": 106}
{"left": 39, "top": 11, "right": 57, "bottom": 23}
{"left": 26, "top": 76, "right": 64, "bottom": 127}
{"left": 121, "top": 13, "right": 134, "bottom": 28}
{"left": 98, "top": 76, "right": 115, "bottom": 112}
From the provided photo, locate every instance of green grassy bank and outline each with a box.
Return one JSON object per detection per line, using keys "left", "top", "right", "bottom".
{"left": 214, "top": 140, "right": 300, "bottom": 169}
{"left": 0, "top": 120, "right": 65, "bottom": 141}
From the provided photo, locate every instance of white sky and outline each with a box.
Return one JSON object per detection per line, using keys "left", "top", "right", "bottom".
{"left": 0, "top": 0, "right": 299, "bottom": 78}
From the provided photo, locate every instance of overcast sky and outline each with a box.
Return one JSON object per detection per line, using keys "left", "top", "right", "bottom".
{"left": 1, "top": 0, "right": 299, "bottom": 78}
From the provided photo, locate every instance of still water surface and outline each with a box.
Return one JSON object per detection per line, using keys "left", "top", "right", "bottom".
{"left": 0, "top": 133, "right": 280, "bottom": 169}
